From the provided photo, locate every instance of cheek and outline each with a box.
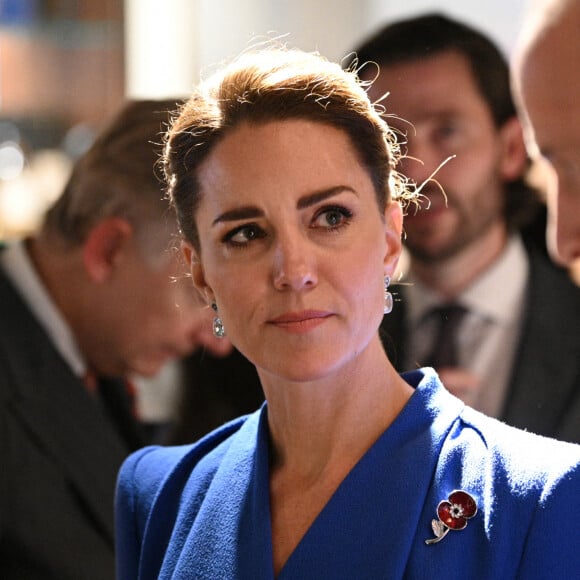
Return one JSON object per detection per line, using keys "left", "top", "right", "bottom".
{"left": 206, "top": 266, "right": 263, "bottom": 331}
{"left": 339, "top": 245, "right": 386, "bottom": 306}
{"left": 449, "top": 155, "right": 492, "bottom": 191}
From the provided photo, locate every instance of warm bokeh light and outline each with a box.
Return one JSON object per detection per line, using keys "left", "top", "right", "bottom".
{"left": 0, "top": 141, "right": 25, "bottom": 180}
{"left": 0, "top": 148, "right": 71, "bottom": 239}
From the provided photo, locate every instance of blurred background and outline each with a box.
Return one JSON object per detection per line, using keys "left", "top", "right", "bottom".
{"left": 0, "top": 0, "right": 532, "bottom": 239}
{"left": 1, "top": 0, "right": 556, "bottom": 427}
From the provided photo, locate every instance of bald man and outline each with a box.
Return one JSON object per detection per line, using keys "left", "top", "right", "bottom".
{"left": 513, "top": 0, "right": 580, "bottom": 268}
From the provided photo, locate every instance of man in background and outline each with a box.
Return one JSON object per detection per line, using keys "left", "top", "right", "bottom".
{"left": 513, "top": 0, "right": 580, "bottom": 272}
{"left": 0, "top": 99, "right": 228, "bottom": 579}
{"left": 350, "top": 13, "right": 580, "bottom": 442}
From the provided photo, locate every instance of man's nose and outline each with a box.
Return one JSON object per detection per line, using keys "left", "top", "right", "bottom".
{"left": 552, "top": 185, "right": 580, "bottom": 266}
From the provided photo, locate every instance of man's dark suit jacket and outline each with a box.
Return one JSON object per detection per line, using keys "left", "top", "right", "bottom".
{"left": 0, "top": 266, "right": 144, "bottom": 579}
{"left": 380, "top": 247, "right": 580, "bottom": 444}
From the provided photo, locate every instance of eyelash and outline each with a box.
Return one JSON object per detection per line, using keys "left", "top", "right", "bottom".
{"left": 222, "top": 223, "right": 265, "bottom": 247}
{"left": 221, "top": 204, "right": 353, "bottom": 248}
{"left": 313, "top": 205, "right": 353, "bottom": 230}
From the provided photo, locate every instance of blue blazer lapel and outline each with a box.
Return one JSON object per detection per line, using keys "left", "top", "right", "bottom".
{"left": 279, "top": 371, "right": 463, "bottom": 579}
{"left": 167, "top": 408, "right": 274, "bottom": 579}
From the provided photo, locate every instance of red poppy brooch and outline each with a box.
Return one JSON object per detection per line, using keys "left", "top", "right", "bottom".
{"left": 425, "top": 490, "right": 478, "bottom": 545}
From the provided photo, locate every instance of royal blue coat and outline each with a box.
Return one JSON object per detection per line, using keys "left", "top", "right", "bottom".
{"left": 116, "top": 369, "right": 580, "bottom": 579}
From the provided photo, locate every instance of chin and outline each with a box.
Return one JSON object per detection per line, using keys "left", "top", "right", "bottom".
{"left": 130, "top": 360, "right": 166, "bottom": 379}
{"left": 270, "top": 357, "right": 347, "bottom": 384}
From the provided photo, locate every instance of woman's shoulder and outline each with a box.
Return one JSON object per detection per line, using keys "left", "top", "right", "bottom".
{"left": 419, "top": 405, "right": 580, "bottom": 576}
{"left": 448, "top": 406, "right": 580, "bottom": 534}
{"left": 117, "top": 413, "right": 254, "bottom": 513}
{"left": 459, "top": 405, "right": 580, "bottom": 481}
{"left": 115, "top": 411, "right": 265, "bottom": 578}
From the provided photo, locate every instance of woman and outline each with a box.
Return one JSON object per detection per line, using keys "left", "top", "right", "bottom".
{"left": 116, "top": 48, "right": 580, "bottom": 579}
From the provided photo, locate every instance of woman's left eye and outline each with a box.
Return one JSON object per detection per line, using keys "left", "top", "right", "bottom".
{"left": 222, "top": 223, "right": 265, "bottom": 246}
{"left": 312, "top": 206, "right": 353, "bottom": 229}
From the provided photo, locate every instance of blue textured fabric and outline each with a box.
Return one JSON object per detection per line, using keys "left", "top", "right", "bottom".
{"left": 116, "top": 369, "right": 580, "bottom": 579}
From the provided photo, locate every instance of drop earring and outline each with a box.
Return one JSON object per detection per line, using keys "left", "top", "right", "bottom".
{"left": 211, "top": 302, "right": 226, "bottom": 338}
{"left": 384, "top": 275, "right": 393, "bottom": 314}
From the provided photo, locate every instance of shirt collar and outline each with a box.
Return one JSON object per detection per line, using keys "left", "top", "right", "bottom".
{"left": 460, "top": 235, "right": 528, "bottom": 322}
{"left": 404, "top": 235, "right": 529, "bottom": 325}
{"left": 0, "top": 239, "right": 87, "bottom": 376}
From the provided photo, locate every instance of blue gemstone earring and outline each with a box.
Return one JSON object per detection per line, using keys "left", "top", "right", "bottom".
{"left": 384, "top": 276, "right": 393, "bottom": 314}
{"left": 211, "top": 302, "right": 226, "bottom": 338}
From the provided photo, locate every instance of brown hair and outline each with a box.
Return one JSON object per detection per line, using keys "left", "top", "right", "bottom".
{"left": 163, "top": 47, "right": 412, "bottom": 249}
{"left": 43, "top": 99, "right": 183, "bottom": 252}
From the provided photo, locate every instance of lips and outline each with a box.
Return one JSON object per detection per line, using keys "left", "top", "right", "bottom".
{"left": 268, "top": 310, "right": 332, "bottom": 333}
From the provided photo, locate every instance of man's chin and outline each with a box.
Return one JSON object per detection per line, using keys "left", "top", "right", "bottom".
{"left": 406, "top": 242, "right": 461, "bottom": 264}
{"left": 130, "top": 358, "right": 172, "bottom": 379}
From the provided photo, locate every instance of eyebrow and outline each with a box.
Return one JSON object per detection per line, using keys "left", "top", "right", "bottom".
{"left": 211, "top": 185, "right": 356, "bottom": 226}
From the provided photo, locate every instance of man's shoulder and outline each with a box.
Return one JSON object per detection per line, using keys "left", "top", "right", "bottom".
{"left": 0, "top": 264, "right": 40, "bottom": 336}
{"left": 527, "top": 245, "right": 580, "bottom": 299}
{"left": 0, "top": 277, "right": 64, "bottom": 402}
{"left": 523, "top": 246, "right": 580, "bottom": 351}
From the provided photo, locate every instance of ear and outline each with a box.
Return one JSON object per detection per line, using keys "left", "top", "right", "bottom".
{"left": 498, "top": 116, "right": 528, "bottom": 181}
{"left": 83, "top": 217, "right": 133, "bottom": 283}
{"left": 182, "top": 241, "right": 214, "bottom": 305}
{"left": 383, "top": 201, "right": 403, "bottom": 276}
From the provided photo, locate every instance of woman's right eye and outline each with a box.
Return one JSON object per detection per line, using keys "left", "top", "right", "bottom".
{"left": 222, "top": 224, "right": 265, "bottom": 246}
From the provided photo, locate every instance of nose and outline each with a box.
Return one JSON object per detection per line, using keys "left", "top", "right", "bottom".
{"left": 399, "top": 137, "right": 446, "bottom": 188}
{"left": 272, "top": 232, "right": 318, "bottom": 291}
{"left": 553, "top": 185, "right": 580, "bottom": 266}
{"left": 552, "top": 184, "right": 580, "bottom": 266}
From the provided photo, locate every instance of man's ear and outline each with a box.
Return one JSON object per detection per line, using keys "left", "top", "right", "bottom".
{"left": 383, "top": 201, "right": 403, "bottom": 275}
{"left": 83, "top": 217, "right": 133, "bottom": 283}
{"left": 182, "top": 241, "right": 214, "bottom": 305}
{"left": 499, "top": 116, "right": 528, "bottom": 181}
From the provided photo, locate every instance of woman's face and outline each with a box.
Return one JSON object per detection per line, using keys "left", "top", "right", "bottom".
{"left": 186, "top": 119, "right": 402, "bottom": 383}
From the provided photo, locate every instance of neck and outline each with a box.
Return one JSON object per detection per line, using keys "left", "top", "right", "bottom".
{"left": 26, "top": 234, "right": 86, "bottom": 329}
{"left": 262, "top": 338, "right": 413, "bottom": 481}
{"left": 410, "top": 223, "right": 508, "bottom": 300}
